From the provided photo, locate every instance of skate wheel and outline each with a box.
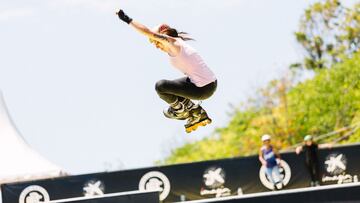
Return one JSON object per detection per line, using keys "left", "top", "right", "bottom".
{"left": 185, "top": 119, "right": 212, "bottom": 133}
{"left": 186, "top": 125, "right": 198, "bottom": 133}
{"left": 201, "top": 119, "right": 212, "bottom": 126}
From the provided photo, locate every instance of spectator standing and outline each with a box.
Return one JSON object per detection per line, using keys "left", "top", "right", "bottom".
{"left": 259, "top": 134, "right": 283, "bottom": 190}
{"left": 296, "top": 135, "right": 332, "bottom": 187}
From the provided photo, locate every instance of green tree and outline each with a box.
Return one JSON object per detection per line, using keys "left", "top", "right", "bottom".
{"left": 295, "top": 0, "right": 360, "bottom": 70}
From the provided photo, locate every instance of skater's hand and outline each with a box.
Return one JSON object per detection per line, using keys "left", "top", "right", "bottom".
{"left": 116, "top": 9, "right": 133, "bottom": 24}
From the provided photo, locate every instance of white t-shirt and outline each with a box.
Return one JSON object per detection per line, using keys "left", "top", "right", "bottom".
{"left": 169, "top": 39, "right": 216, "bottom": 87}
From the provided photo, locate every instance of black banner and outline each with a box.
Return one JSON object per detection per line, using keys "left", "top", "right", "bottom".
{"left": 2, "top": 144, "right": 360, "bottom": 203}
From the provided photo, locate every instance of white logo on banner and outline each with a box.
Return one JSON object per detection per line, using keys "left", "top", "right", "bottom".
{"left": 139, "top": 171, "right": 170, "bottom": 201}
{"left": 203, "top": 167, "right": 225, "bottom": 188}
{"left": 325, "top": 153, "right": 347, "bottom": 175}
{"left": 200, "top": 167, "right": 231, "bottom": 198}
{"left": 322, "top": 153, "right": 358, "bottom": 184}
{"left": 83, "top": 180, "right": 105, "bottom": 197}
{"left": 259, "top": 160, "right": 291, "bottom": 190}
{"left": 19, "top": 185, "right": 50, "bottom": 203}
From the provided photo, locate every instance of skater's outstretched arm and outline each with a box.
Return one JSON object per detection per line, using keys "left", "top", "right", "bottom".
{"left": 116, "top": 9, "right": 177, "bottom": 48}
{"left": 130, "top": 20, "right": 176, "bottom": 44}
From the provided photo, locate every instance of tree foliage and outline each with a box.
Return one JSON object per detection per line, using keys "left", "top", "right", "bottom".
{"left": 295, "top": 0, "right": 360, "bottom": 70}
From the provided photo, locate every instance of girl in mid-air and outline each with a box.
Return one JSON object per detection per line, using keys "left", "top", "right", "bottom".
{"left": 116, "top": 9, "right": 217, "bottom": 133}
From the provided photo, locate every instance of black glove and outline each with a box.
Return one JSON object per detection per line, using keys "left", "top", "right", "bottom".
{"left": 117, "top": 9, "right": 133, "bottom": 24}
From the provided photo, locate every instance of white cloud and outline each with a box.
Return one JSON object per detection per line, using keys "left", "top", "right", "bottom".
{"left": 0, "top": 8, "right": 35, "bottom": 22}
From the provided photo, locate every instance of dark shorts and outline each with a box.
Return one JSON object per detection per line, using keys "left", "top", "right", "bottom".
{"left": 155, "top": 77, "right": 217, "bottom": 104}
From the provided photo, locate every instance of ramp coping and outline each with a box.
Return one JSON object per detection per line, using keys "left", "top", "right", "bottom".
{"left": 45, "top": 190, "right": 159, "bottom": 203}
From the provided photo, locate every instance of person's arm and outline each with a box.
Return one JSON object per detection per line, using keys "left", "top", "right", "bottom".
{"left": 319, "top": 143, "right": 333, "bottom": 149}
{"left": 259, "top": 149, "right": 267, "bottom": 166}
{"left": 130, "top": 20, "right": 176, "bottom": 45}
{"left": 273, "top": 148, "right": 282, "bottom": 166}
{"left": 116, "top": 9, "right": 176, "bottom": 47}
{"left": 274, "top": 148, "right": 281, "bottom": 160}
{"left": 295, "top": 145, "right": 303, "bottom": 154}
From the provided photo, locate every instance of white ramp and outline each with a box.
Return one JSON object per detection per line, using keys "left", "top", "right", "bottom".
{"left": 46, "top": 190, "right": 159, "bottom": 203}
{"left": 0, "top": 91, "right": 65, "bottom": 184}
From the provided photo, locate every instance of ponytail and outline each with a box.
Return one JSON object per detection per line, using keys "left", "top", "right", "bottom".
{"left": 178, "top": 31, "right": 194, "bottom": 41}
{"left": 163, "top": 28, "right": 194, "bottom": 41}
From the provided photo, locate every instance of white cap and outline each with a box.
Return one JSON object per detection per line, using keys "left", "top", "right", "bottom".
{"left": 261, "top": 134, "right": 271, "bottom": 141}
{"left": 304, "top": 135, "right": 313, "bottom": 141}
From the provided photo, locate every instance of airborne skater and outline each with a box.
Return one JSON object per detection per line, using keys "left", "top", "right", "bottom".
{"left": 116, "top": 9, "right": 217, "bottom": 133}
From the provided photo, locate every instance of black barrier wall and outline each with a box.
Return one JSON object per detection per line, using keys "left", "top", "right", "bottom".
{"left": 2, "top": 144, "right": 360, "bottom": 203}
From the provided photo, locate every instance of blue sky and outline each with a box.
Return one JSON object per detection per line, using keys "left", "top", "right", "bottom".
{"left": 0, "top": 0, "right": 357, "bottom": 174}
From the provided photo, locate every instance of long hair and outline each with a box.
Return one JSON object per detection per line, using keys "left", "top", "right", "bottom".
{"left": 159, "top": 26, "right": 194, "bottom": 41}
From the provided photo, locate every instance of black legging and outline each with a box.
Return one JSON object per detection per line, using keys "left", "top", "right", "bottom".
{"left": 306, "top": 162, "right": 320, "bottom": 183}
{"left": 155, "top": 77, "right": 217, "bottom": 104}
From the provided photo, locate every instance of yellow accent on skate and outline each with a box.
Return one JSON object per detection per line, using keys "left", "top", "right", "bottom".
{"left": 185, "top": 119, "right": 212, "bottom": 133}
